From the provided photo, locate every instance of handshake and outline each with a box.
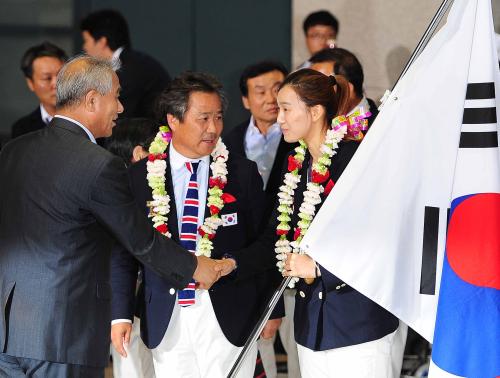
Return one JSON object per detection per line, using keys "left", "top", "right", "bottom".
{"left": 192, "top": 255, "right": 236, "bottom": 290}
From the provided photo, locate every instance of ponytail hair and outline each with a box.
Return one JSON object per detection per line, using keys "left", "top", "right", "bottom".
{"left": 279, "top": 68, "right": 351, "bottom": 127}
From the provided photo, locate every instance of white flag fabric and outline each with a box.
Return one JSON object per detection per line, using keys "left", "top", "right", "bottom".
{"left": 300, "top": 1, "right": 499, "bottom": 365}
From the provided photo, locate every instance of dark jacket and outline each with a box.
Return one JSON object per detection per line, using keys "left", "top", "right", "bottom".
{"left": 117, "top": 49, "right": 171, "bottom": 119}
{"left": 224, "top": 120, "right": 298, "bottom": 227}
{"left": 231, "top": 140, "right": 399, "bottom": 351}
{"left": 11, "top": 107, "right": 46, "bottom": 139}
{"left": 111, "top": 150, "right": 278, "bottom": 348}
{"left": 0, "top": 118, "right": 196, "bottom": 368}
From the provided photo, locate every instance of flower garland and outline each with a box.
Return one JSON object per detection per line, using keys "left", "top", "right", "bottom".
{"left": 275, "top": 114, "right": 365, "bottom": 288}
{"left": 146, "top": 125, "right": 232, "bottom": 257}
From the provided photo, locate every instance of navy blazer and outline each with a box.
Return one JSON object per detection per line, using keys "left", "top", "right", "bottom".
{"left": 290, "top": 142, "right": 399, "bottom": 351}
{"left": 111, "top": 149, "right": 279, "bottom": 348}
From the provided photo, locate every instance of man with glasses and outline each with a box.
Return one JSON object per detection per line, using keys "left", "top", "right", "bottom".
{"left": 297, "top": 10, "right": 339, "bottom": 70}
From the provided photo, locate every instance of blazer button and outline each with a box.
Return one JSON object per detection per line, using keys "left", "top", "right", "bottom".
{"left": 318, "top": 292, "right": 323, "bottom": 300}
{"left": 169, "top": 288, "right": 175, "bottom": 295}
{"left": 299, "top": 291, "right": 305, "bottom": 298}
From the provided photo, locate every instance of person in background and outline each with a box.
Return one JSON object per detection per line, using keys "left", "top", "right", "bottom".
{"left": 224, "top": 61, "right": 300, "bottom": 378}
{"left": 297, "top": 10, "right": 339, "bottom": 70}
{"left": 11, "top": 41, "right": 67, "bottom": 139}
{"left": 310, "top": 47, "right": 379, "bottom": 129}
{"left": 80, "top": 9, "right": 171, "bottom": 119}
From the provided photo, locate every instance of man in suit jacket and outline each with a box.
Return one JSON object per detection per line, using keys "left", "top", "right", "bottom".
{"left": 0, "top": 56, "right": 221, "bottom": 378}
{"left": 81, "top": 9, "right": 171, "bottom": 119}
{"left": 310, "top": 47, "right": 379, "bottom": 128}
{"left": 11, "top": 42, "right": 67, "bottom": 139}
{"left": 111, "top": 72, "right": 278, "bottom": 377}
{"left": 224, "top": 61, "right": 300, "bottom": 378}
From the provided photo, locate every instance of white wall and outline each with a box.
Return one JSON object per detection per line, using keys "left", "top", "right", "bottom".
{"left": 293, "top": 0, "right": 500, "bottom": 103}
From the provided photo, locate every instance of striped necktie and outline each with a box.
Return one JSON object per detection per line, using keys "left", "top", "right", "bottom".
{"left": 178, "top": 161, "right": 200, "bottom": 307}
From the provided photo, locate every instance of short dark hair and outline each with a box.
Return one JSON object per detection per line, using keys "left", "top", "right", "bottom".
{"left": 310, "top": 48, "right": 364, "bottom": 98}
{"left": 80, "top": 9, "right": 131, "bottom": 50}
{"left": 20, "top": 41, "right": 67, "bottom": 79}
{"left": 155, "top": 71, "right": 228, "bottom": 123}
{"left": 106, "top": 117, "right": 158, "bottom": 166}
{"left": 303, "top": 10, "right": 339, "bottom": 35}
{"left": 239, "top": 61, "right": 288, "bottom": 97}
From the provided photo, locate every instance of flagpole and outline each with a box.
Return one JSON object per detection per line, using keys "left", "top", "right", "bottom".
{"left": 391, "top": 0, "right": 455, "bottom": 91}
{"left": 226, "top": 276, "right": 293, "bottom": 378}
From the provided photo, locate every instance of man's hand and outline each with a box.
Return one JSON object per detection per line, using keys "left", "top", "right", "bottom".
{"left": 217, "top": 258, "right": 236, "bottom": 277}
{"left": 283, "top": 253, "right": 317, "bottom": 279}
{"left": 111, "top": 322, "right": 132, "bottom": 358}
{"left": 260, "top": 318, "right": 282, "bottom": 339}
{"left": 193, "top": 255, "right": 223, "bottom": 289}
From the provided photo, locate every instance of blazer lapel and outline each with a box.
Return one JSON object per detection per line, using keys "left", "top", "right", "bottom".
{"left": 166, "top": 146, "right": 180, "bottom": 242}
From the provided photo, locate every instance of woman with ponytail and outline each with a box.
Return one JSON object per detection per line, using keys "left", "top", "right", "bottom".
{"left": 273, "top": 69, "right": 404, "bottom": 377}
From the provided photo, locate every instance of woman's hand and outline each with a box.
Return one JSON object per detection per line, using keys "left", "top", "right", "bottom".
{"left": 283, "top": 252, "right": 317, "bottom": 279}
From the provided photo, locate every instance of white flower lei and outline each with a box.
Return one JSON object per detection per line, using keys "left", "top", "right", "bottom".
{"left": 146, "top": 125, "right": 230, "bottom": 257}
{"left": 275, "top": 118, "right": 348, "bottom": 288}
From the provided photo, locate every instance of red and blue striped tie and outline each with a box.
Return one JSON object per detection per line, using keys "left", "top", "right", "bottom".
{"left": 178, "top": 161, "right": 200, "bottom": 307}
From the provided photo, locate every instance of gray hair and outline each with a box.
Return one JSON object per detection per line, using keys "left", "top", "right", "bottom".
{"left": 56, "top": 54, "right": 120, "bottom": 109}
{"left": 155, "top": 71, "right": 228, "bottom": 122}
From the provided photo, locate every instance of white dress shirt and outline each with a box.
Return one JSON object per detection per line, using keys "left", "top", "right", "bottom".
{"left": 244, "top": 117, "right": 282, "bottom": 189}
{"left": 40, "top": 104, "right": 53, "bottom": 125}
{"left": 169, "top": 142, "right": 210, "bottom": 234}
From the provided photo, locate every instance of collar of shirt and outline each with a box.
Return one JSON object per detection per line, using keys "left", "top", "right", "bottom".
{"left": 347, "top": 96, "right": 370, "bottom": 116}
{"left": 40, "top": 104, "right": 53, "bottom": 125}
{"left": 53, "top": 115, "right": 97, "bottom": 144}
{"left": 112, "top": 47, "right": 124, "bottom": 63}
{"left": 244, "top": 117, "right": 282, "bottom": 189}
{"left": 169, "top": 141, "right": 210, "bottom": 234}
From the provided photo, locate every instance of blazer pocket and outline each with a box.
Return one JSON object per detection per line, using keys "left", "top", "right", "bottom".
{"left": 96, "top": 282, "right": 111, "bottom": 300}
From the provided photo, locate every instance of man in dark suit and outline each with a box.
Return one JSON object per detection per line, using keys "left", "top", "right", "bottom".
{"left": 80, "top": 9, "right": 171, "bottom": 119}
{"left": 111, "top": 72, "right": 278, "bottom": 377}
{"left": 310, "top": 47, "right": 379, "bottom": 129}
{"left": 11, "top": 42, "right": 67, "bottom": 139}
{"left": 0, "top": 56, "right": 221, "bottom": 378}
{"left": 224, "top": 61, "right": 300, "bottom": 378}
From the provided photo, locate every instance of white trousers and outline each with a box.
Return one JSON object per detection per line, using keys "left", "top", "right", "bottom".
{"left": 257, "top": 289, "right": 301, "bottom": 378}
{"left": 297, "top": 321, "right": 407, "bottom": 378}
{"left": 151, "top": 290, "right": 257, "bottom": 378}
{"left": 112, "top": 317, "right": 156, "bottom": 378}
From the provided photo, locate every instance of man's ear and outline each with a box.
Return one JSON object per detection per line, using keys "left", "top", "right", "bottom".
{"left": 242, "top": 96, "right": 250, "bottom": 111}
{"left": 97, "top": 36, "right": 109, "bottom": 50}
{"left": 26, "top": 78, "right": 35, "bottom": 92}
{"left": 166, "top": 113, "right": 179, "bottom": 131}
{"left": 84, "top": 90, "right": 99, "bottom": 112}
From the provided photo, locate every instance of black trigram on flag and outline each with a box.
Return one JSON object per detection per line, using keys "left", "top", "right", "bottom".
{"left": 419, "top": 206, "right": 450, "bottom": 296}
{"left": 460, "top": 82, "right": 498, "bottom": 148}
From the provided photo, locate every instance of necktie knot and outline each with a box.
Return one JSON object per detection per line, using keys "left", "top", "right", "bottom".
{"left": 186, "top": 161, "right": 200, "bottom": 174}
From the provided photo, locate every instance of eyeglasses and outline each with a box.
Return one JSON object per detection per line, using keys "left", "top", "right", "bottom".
{"left": 307, "top": 33, "right": 335, "bottom": 41}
